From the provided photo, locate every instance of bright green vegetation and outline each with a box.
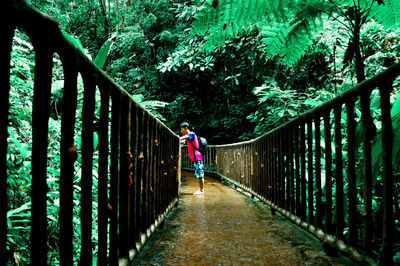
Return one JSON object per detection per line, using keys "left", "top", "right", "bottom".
{"left": 6, "top": 0, "right": 400, "bottom": 264}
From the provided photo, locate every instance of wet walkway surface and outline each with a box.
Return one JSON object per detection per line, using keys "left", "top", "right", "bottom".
{"left": 132, "top": 173, "right": 348, "bottom": 265}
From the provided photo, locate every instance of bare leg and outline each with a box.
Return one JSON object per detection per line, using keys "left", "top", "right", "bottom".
{"left": 199, "top": 177, "right": 204, "bottom": 192}
{"left": 194, "top": 178, "right": 204, "bottom": 195}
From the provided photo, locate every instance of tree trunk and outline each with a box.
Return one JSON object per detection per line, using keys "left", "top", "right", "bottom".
{"left": 353, "top": 11, "right": 366, "bottom": 83}
{"left": 99, "top": 0, "right": 109, "bottom": 37}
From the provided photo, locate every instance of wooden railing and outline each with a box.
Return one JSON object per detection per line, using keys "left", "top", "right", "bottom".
{"left": 211, "top": 63, "right": 400, "bottom": 265}
{"left": 181, "top": 145, "right": 217, "bottom": 174}
{"left": 1, "top": 0, "right": 180, "bottom": 265}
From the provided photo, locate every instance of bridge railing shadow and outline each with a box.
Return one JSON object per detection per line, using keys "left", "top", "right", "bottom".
{"left": 1, "top": 1, "right": 180, "bottom": 265}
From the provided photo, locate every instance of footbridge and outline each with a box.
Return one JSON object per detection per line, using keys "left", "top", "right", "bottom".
{"left": 1, "top": 0, "right": 399, "bottom": 265}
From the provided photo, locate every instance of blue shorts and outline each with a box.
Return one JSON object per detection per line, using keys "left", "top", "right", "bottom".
{"left": 194, "top": 160, "right": 204, "bottom": 178}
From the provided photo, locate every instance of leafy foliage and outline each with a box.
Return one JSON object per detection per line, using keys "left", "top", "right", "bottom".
{"left": 193, "top": 0, "right": 400, "bottom": 80}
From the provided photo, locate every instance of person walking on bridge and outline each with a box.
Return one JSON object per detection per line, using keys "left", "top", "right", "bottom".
{"left": 179, "top": 122, "right": 204, "bottom": 195}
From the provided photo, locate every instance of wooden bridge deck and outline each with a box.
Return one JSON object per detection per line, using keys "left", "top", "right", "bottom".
{"left": 131, "top": 172, "right": 348, "bottom": 265}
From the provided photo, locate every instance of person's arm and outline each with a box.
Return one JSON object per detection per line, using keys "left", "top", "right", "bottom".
{"left": 179, "top": 135, "right": 188, "bottom": 144}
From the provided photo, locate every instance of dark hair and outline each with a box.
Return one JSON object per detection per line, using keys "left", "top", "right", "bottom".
{"left": 180, "top": 122, "right": 189, "bottom": 128}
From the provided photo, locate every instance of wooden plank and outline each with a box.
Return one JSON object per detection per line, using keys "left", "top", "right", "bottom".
{"left": 59, "top": 58, "right": 78, "bottom": 265}
{"left": 80, "top": 73, "right": 96, "bottom": 265}
{"left": 30, "top": 45, "right": 53, "bottom": 265}
{"left": 97, "top": 88, "right": 110, "bottom": 264}
{"left": 0, "top": 22, "right": 14, "bottom": 265}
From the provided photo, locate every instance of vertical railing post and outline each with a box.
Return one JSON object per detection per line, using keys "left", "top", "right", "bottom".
{"left": 262, "top": 137, "right": 267, "bottom": 199}
{"left": 379, "top": 83, "right": 394, "bottom": 265}
{"left": 346, "top": 100, "right": 358, "bottom": 247}
{"left": 279, "top": 130, "right": 285, "bottom": 208}
{"left": 137, "top": 109, "right": 145, "bottom": 239}
{"left": 118, "top": 97, "right": 131, "bottom": 262}
{"left": 294, "top": 122, "right": 301, "bottom": 217}
{"left": 307, "top": 118, "right": 313, "bottom": 224}
{"left": 334, "top": 104, "right": 344, "bottom": 240}
{"left": 142, "top": 112, "right": 149, "bottom": 235}
{"left": 289, "top": 126, "right": 295, "bottom": 213}
{"left": 1, "top": 22, "right": 15, "bottom": 265}
{"left": 360, "top": 93, "right": 373, "bottom": 255}
{"left": 97, "top": 87, "right": 110, "bottom": 265}
{"left": 273, "top": 132, "right": 278, "bottom": 205}
{"left": 268, "top": 135, "right": 273, "bottom": 201}
{"left": 323, "top": 110, "right": 333, "bottom": 234}
{"left": 285, "top": 127, "right": 291, "bottom": 211}
{"left": 30, "top": 43, "right": 53, "bottom": 265}
{"left": 129, "top": 103, "right": 138, "bottom": 249}
{"left": 314, "top": 113, "right": 322, "bottom": 228}
{"left": 109, "top": 91, "right": 121, "bottom": 264}
{"left": 300, "top": 122, "right": 307, "bottom": 221}
{"left": 80, "top": 73, "right": 96, "bottom": 265}
{"left": 150, "top": 120, "right": 157, "bottom": 227}
{"left": 150, "top": 116, "right": 155, "bottom": 231}
{"left": 59, "top": 57, "right": 78, "bottom": 265}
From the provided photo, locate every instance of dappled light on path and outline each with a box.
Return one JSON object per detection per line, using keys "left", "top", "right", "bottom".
{"left": 132, "top": 173, "right": 341, "bottom": 265}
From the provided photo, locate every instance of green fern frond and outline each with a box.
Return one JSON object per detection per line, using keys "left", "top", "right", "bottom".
{"left": 193, "top": 0, "right": 292, "bottom": 49}
{"left": 282, "top": 23, "right": 315, "bottom": 65}
{"left": 193, "top": 0, "right": 400, "bottom": 66}
{"left": 193, "top": 0, "right": 326, "bottom": 63}
{"left": 369, "top": 0, "right": 400, "bottom": 28}
{"left": 261, "top": 23, "right": 291, "bottom": 58}
{"left": 259, "top": 0, "right": 327, "bottom": 65}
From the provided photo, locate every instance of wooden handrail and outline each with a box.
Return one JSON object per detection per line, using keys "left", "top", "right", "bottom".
{"left": 1, "top": 0, "right": 180, "bottom": 265}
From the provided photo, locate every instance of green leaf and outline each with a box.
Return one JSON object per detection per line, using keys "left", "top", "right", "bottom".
{"left": 93, "top": 132, "right": 99, "bottom": 151}
{"left": 48, "top": 168, "right": 60, "bottom": 177}
{"left": 7, "top": 202, "right": 31, "bottom": 218}
{"left": 93, "top": 39, "right": 114, "bottom": 69}
{"left": 391, "top": 93, "right": 400, "bottom": 118}
{"left": 61, "top": 30, "right": 84, "bottom": 54}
